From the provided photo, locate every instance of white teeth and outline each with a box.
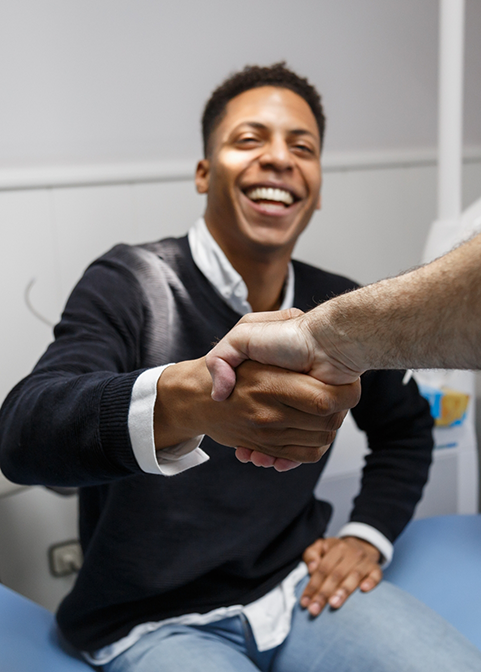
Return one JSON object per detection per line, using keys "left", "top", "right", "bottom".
{"left": 246, "top": 186, "right": 294, "bottom": 206}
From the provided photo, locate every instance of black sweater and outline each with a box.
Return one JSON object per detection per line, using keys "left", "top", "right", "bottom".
{"left": 0, "top": 236, "right": 434, "bottom": 651}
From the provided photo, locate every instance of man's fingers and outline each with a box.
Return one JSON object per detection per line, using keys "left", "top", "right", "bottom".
{"left": 235, "top": 449, "right": 301, "bottom": 471}
{"left": 275, "top": 377, "right": 361, "bottom": 418}
{"left": 250, "top": 451, "right": 276, "bottom": 468}
{"left": 237, "top": 442, "right": 331, "bottom": 464}
{"left": 360, "top": 567, "right": 383, "bottom": 592}
{"left": 329, "top": 565, "right": 383, "bottom": 609}
{"left": 235, "top": 448, "right": 301, "bottom": 471}
{"left": 272, "top": 458, "right": 302, "bottom": 472}
{"left": 236, "top": 451, "right": 302, "bottom": 471}
{"left": 300, "top": 569, "right": 331, "bottom": 614}
{"left": 299, "top": 537, "right": 383, "bottom": 616}
{"left": 235, "top": 447, "right": 254, "bottom": 463}
{"left": 303, "top": 539, "right": 326, "bottom": 572}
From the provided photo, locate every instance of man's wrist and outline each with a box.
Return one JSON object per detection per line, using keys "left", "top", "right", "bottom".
{"left": 338, "top": 521, "right": 393, "bottom": 567}
{"left": 154, "top": 358, "right": 209, "bottom": 449}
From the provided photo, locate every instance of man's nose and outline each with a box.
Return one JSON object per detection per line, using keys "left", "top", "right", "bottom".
{"left": 259, "top": 137, "right": 293, "bottom": 172}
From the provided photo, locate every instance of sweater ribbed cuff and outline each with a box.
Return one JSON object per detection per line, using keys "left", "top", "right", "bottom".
{"left": 99, "top": 371, "right": 146, "bottom": 474}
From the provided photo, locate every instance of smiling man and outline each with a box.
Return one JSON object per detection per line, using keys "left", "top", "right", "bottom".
{"left": 1, "top": 63, "right": 481, "bottom": 671}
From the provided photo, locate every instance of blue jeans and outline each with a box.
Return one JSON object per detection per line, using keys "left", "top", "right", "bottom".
{"left": 104, "top": 578, "right": 481, "bottom": 671}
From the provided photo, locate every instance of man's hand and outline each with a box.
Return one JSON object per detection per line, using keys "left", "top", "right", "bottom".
{"left": 300, "top": 536, "right": 382, "bottom": 615}
{"left": 155, "top": 357, "right": 360, "bottom": 470}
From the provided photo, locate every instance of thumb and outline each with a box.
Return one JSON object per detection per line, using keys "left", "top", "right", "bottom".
{"left": 205, "top": 328, "right": 253, "bottom": 400}
{"left": 206, "top": 355, "right": 238, "bottom": 401}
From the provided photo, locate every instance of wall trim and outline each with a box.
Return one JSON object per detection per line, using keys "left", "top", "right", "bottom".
{"left": 0, "top": 147, "right": 480, "bottom": 192}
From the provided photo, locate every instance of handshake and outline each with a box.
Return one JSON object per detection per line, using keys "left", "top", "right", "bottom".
{"left": 205, "top": 304, "right": 366, "bottom": 471}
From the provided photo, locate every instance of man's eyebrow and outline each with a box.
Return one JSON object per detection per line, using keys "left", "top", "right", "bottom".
{"left": 235, "top": 121, "right": 269, "bottom": 132}
{"left": 289, "top": 128, "right": 319, "bottom": 141}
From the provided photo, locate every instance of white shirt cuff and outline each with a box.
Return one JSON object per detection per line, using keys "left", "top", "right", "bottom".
{"left": 128, "top": 365, "right": 209, "bottom": 476}
{"left": 338, "top": 522, "right": 393, "bottom": 568}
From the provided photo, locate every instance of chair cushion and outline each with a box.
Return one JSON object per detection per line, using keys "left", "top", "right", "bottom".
{"left": 0, "top": 583, "right": 91, "bottom": 671}
{"left": 384, "top": 514, "right": 481, "bottom": 650}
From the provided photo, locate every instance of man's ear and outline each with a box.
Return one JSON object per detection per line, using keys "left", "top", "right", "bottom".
{"left": 195, "top": 159, "right": 210, "bottom": 194}
{"left": 315, "top": 192, "right": 322, "bottom": 210}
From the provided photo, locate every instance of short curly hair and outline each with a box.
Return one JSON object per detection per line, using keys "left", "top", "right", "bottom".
{"left": 202, "top": 62, "right": 325, "bottom": 156}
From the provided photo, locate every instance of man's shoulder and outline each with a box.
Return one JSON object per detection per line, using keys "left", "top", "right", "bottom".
{"left": 85, "top": 235, "right": 191, "bottom": 282}
{"left": 292, "top": 258, "right": 360, "bottom": 311}
{"left": 96, "top": 235, "right": 189, "bottom": 266}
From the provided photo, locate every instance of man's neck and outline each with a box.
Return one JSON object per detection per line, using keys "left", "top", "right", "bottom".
{"left": 204, "top": 222, "right": 291, "bottom": 313}
{"left": 234, "top": 254, "right": 290, "bottom": 312}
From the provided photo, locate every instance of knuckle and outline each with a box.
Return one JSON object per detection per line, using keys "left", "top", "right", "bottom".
{"left": 311, "top": 571, "right": 326, "bottom": 587}
{"left": 349, "top": 570, "right": 362, "bottom": 584}
{"left": 238, "top": 314, "right": 256, "bottom": 324}
{"left": 285, "top": 307, "right": 303, "bottom": 319}
{"left": 305, "top": 579, "right": 320, "bottom": 595}
{"left": 313, "top": 591, "right": 327, "bottom": 604}
{"left": 329, "top": 570, "right": 343, "bottom": 585}
{"left": 249, "top": 409, "right": 275, "bottom": 428}
{"left": 322, "top": 430, "right": 337, "bottom": 446}
{"left": 288, "top": 447, "right": 323, "bottom": 464}
{"left": 327, "top": 412, "right": 346, "bottom": 431}
{"left": 313, "top": 391, "right": 333, "bottom": 416}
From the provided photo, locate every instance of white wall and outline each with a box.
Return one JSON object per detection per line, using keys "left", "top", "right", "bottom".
{"left": 0, "top": 0, "right": 480, "bottom": 165}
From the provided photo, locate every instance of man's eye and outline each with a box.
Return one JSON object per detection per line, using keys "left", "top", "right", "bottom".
{"left": 237, "top": 137, "right": 258, "bottom": 146}
{"left": 294, "top": 144, "right": 314, "bottom": 154}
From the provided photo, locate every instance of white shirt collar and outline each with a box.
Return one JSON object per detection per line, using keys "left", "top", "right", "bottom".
{"left": 188, "top": 218, "right": 294, "bottom": 316}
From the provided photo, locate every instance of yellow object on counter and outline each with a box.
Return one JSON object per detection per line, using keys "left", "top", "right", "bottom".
{"left": 436, "top": 387, "right": 470, "bottom": 427}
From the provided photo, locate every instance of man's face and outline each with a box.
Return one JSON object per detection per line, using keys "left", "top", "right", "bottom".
{"left": 196, "top": 86, "right": 322, "bottom": 257}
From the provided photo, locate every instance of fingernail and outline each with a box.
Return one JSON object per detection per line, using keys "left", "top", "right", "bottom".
{"left": 307, "top": 561, "right": 317, "bottom": 572}
{"left": 329, "top": 594, "right": 342, "bottom": 608}
{"left": 300, "top": 596, "right": 310, "bottom": 607}
{"left": 309, "top": 602, "right": 321, "bottom": 616}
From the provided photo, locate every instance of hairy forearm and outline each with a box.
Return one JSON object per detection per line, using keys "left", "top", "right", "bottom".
{"left": 306, "top": 233, "right": 481, "bottom": 372}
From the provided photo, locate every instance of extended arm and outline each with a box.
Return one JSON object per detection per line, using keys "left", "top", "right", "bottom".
{"left": 0, "top": 248, "right": 360, "bottom": 486}
{"left": 206, "top": 232, "right": 481, "bottom": 400}
{"left": 304, "top": 231, "right": 481, "bottom": 376}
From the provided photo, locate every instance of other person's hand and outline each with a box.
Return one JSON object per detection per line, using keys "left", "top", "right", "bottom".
{"left": 300, "top": 536, "right": 382, "bottom": 615}
{"left": 205, "top": 306, "right": 364, "bottom": 403}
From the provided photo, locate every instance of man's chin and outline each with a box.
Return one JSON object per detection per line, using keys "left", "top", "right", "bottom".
{"left": 239, "top": 225, "right": 300, "bottom": 253}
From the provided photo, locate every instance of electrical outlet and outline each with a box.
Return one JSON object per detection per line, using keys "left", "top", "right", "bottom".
{"left": 48, "top": 540, "right": 83, "bottom": 577}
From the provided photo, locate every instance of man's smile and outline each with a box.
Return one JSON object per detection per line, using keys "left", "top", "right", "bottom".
{"left": 241, "top": 182, "right": 303, "bottom": 216}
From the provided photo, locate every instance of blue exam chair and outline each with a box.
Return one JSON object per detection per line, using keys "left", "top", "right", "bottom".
{"left": 0, "top": 583, "right": 91, "bottom": 671}
{"left": 384, "top": 514, "right": 481, "bottom": 651}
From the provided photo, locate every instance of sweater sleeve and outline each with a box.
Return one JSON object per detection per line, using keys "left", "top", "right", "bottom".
{"left": 349, "top": 370, "right": 434, "bottom": 543}
{"left": 0, "top": 247, "right": 154, "bottom": 487}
